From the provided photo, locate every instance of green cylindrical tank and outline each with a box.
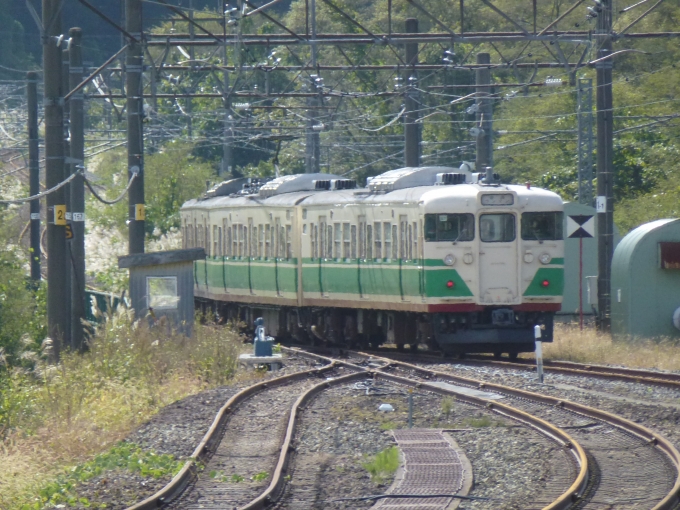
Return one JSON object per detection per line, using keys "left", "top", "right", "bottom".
{"left": 611, "top": 219, "right": 680, "bottom": 339}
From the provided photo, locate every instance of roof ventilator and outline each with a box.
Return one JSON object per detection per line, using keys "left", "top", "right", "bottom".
{"left": 435, "top": 173, "right": 467, "bottom": 185}
{"left": 314, "top": 179, "right": 357, "bottom": 191}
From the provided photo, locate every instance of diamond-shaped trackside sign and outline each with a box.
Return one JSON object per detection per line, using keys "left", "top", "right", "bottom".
{"left": 567, "top": 215, "right": 595, "bottom": 238}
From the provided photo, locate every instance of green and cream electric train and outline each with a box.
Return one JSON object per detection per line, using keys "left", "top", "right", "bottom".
{"left": 181, "top": 165, "right": 564, "bottom": 356}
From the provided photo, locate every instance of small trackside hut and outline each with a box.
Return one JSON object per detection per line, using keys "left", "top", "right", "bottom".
{"left": 118, "top": 248, "right": 206, "bottom": 335}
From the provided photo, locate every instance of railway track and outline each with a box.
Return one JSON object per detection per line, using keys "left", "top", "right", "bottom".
{"left": 360, "top": 348, "right": 680, "bottom": 390}
{"left": 343, "top": 350, "right": 680, "bottom": 510}
{"left": 125, "top": 348, "right": 680, "bottom": 510}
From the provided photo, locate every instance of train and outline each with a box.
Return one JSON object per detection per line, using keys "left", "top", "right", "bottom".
{"left": 180, "top": 165, "right": 564, "bottom": 357}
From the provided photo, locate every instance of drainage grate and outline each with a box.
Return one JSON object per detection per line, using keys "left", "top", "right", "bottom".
{"left": 372, "top": 429, "right": 468, "bottom": 510}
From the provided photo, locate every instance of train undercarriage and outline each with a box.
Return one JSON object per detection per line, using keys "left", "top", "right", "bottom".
{"left": 197, "top": 299, "right": 554, "bottom": 357}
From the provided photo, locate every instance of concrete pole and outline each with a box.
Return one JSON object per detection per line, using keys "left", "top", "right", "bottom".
{"left": 475, "top": 53, "right": 493, "bottom": 182}
{"left": 596, "top": 3, "right": 614, "bottom": 331}
{"left": 126, "top": 0, "right": 145, "bottom": 254}
{"left": 221, "top": 10, "right": 233, "bottom": 177}
{"left": 404, "top": 18, "right": 419, "bottom": 168}
{"left": 305, "top": 0, "right": 320, "bottom": 173}
{"left": 61, "top": 43, "right": 72, "bottom": 346}
{"left": 69, "top": 27, "right": 86, "bottom": 351}
{"left": 27, "top": 71, "right": 41, "bottom": 282}
{"left": 43, "top": 0, "right": 68, "bottom": 358}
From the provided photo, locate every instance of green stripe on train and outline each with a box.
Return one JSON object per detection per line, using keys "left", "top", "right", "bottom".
{"left": 197, "top": 258, "right": 473, "bottom": 298}
{"left": 523, "top": 267, "right": 564, "bottom": 296}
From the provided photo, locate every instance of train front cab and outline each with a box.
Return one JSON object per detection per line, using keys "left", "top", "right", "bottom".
{"left": 424, "top": 188, "right": 564, "bottom": 356}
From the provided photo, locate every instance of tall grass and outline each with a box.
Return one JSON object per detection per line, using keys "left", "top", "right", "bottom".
{"left": 540, "top": 323, "right": 680, "bottom": 371}
{"left": 0, "top": 309, "right": 243, "bottom": 508}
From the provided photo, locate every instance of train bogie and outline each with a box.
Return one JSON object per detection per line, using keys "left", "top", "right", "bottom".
{"left": 183, "top": 167, "right": 564, "bottom": 355}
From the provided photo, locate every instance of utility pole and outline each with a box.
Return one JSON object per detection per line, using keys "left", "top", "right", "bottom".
{"left": 43, "top": 0, "right": 68, "bottom": 357}
{"left": 62, "top": 42, "right": 72, "bottom": 346}
{"left": 187, "top": 0, "right": 194, "bottom": 139}
{"left": 126, "top": 0, "right": 145, "bottom": 254}
{"left": 577, "top": 78, "right": 594, "bottom": 206}
{"left": 404, "top": 18, "right": 419, "bottom": 168}
{"left": 27, "top": 71, "right": 41, "bottom": 282}
{"left": 69, "top": 27, "right": 86, "bottom": 351}
{"left": 221, "top": 6, "right": 233, "bottom": 177}
{"left": 596, "top": 1, "right": 614, "bottom": 331}
{"left": 305, "top": 0, "right": 320, "bottom": 173}
{"left": 475, "top": 53, "right": 493, "bottom": 182}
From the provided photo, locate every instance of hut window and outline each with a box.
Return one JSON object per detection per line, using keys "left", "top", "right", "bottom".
{"left": 147, "top": 277, "right": 179, "bottom": 310}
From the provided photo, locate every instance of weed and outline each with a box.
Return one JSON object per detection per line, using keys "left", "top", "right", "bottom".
{"left": 231, "top": 474, "right": 244, "bottom": 483}
{"left": 16, "top": 442, "right": 182, "bottom": 509}
{"left": 252, "top": 471, "right": 269, "bottom": 482}
{"left": 441, "top": 397, "right": 454, "bottom": 420}
{"left": 362, "top": 446, "right": 400, "bottom": 484}
{"left": 0, "top": 312, "right": 243, "bottom": 508}
{"left": 380, "top": 421, "right": 397, "bottom": 431}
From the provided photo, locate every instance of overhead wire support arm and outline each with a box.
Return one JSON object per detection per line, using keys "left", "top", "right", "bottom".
{"left": 76, "top": 0, "right": 139, "bottom": 43}
{"left": 64, "top": 45, "right": 129, "bottom": 102}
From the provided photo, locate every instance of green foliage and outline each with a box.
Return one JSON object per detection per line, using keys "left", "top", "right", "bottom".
{"left": 19, "top": 442, "right": 183, "bottom": 509}
{"left": 362, "top": 446, "right": 400, "bottom": 484}
{"left": 441, "top": 397, "right": 454, "bottom": 420}
{"left": 88, "top": 142, "right": 213, "bottom": 238}
{"left": 251, "top": 471, "right": 269, "bottom": 482}
{"left": 0, "top": 244, "right": 46, "bottom": 364}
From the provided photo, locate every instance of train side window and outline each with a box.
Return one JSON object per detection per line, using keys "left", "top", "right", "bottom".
{"left": 392, "top": 225, "right": 398, "bottom": 259}
{"left": 408, "top": 223, "right": 413, "bottom": 260}
{"left": 374, "top": 222, "right": 382, "bottom": 259}
{"left": 286, "top": 225, "right": 292, "bottom": 259}
{"left": 327, "top": 225, "right": 333, "bottom": 259}
{"left": 367, "top": 224, "right": 373, "bottom": 259}
{"left": 243, "top": 226, "right": 249, "bottom": 258}
{"left": 258, "top": 224, "right": 264, "bottom": 258}
{"left": 424, "top": 214, "right": 475, "bottom": 242}
{"left": 521, "top": 212, "right": 564, "bottom": 241}
{"left": 334, "top": 223, "right": 342, "bottom": 259}
{"left": 343, "top": 223, "right": 351, "bottom": 259}
{"left": 212, "top": 226, "right": 217, "bottom": 257}
{"left": 205, "top": 222, "right": 210, "bottom": 253}
{"left": 319, "top": 217, "right": 326, "bottom": 258}
{"left": 264, "top": 224, "right": 271, "bottom": 258}
{"left": 280, "top": 225, "right": 287, "bottom": 258}
{"left": 218, "top": 227, "right": 223, "bottom": 257}
{"left": 480, "top": 213, "right": 515, "bottom": 242}
{"left": 358, "top": 216, "right": 366, "bottom": 258}
{"left": 414, "top": 221, "right": 419, "bottom": 260}
{"left": 399, "top": 215, "right": 407, "bottom": 259}
{"left": 384, "top": 222, "right": 392, "bottom": 260}
{"left": 223, "top": 219, "right": 228, "bottom": 255}
{"left": 226, "top": 225, "right": 232, "bottom": 256}
{"left": 351, "top": 225, "right": 357, "bottom": 259}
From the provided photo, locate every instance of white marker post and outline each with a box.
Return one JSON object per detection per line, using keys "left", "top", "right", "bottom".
{"left": 534, "top": 325, "right": 544, "bottom": 384}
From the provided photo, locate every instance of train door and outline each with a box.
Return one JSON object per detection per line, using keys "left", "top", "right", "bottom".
{"left": 478, "top": 212, "right": 520, "bottom": 304}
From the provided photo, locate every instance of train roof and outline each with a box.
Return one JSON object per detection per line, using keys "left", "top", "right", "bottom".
{"left": 182, "top": 182, "right": 562, "bottom": 211}
{"left": 182, "top": 166, "right": 562, "bottom": 212}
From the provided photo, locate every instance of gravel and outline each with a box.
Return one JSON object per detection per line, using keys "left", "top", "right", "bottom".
{"left": 273, "top": 379, "right": 570, "bottom": 510}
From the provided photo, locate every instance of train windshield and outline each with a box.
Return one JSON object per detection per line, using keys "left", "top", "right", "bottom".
{"left": 521, "top": 212, "right": 564, "bottom": 241}
{"left": 425, "top": 213, "right": 475, "bottom": 242}
{"left": 480, "top": 213, "right": 516, "bottom": 242}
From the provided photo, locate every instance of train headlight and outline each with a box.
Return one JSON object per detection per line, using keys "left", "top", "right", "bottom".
{"left": 463, "top": 253, "right": 474, "bottom": 264}
{"left": 443, "top": 254, "right": 456, "bottom": 266}
{"left": 538, "top": 253, "right": 552, "bottom": 265}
